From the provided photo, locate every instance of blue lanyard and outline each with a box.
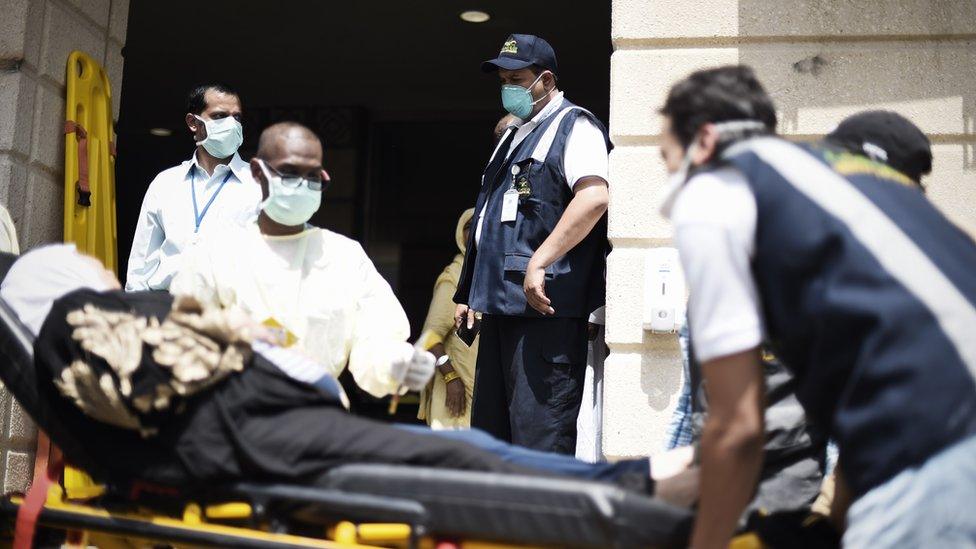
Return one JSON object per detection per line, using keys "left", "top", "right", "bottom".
{"left": 191, "top": 167, "right": 234, "bottom": 233}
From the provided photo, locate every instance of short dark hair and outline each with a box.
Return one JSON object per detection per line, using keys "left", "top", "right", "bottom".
{"left": 186, "top": 83, "right": 239, "bottom": 115}
{"left": 660, "top": 65, "right": 777, "bottom": 148}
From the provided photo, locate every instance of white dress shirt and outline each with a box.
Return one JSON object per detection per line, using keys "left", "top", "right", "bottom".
{"left": 125, "top": 151, "right": 261, "bottom": 291}
{"left": 476, "top": 92, "right": 610, "bottom": 245}
{"left": 663, "top": 166, "right": 765, "bottom": 363}
{"left": 0, "top": 203, "right": 19, "bottom": 254}
{"left": 170, "top": 222, "right": 412, "bottom": 398}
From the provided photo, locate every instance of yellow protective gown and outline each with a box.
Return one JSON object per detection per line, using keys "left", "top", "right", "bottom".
{"left": 170, "top": 221, "right": 411, "bottom": 398}
{"left": 417, "top": 209, "right": 478, "bottom": 429}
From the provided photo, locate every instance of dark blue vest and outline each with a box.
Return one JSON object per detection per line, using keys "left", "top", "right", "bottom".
{"left": 455, "top": 100, "right": 610, "bottom": 318}
{"left": 714, "top": 137, "right": 976, "bottom": 497}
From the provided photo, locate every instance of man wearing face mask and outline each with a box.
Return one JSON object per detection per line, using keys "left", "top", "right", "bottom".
{"left": 126, "top": 83, "right": 260, "bottom": 292}
{"left": 454, "top": 34, "right": 612, "bottom": 454}
{"left": 659, "top": 66, "right": 976, "bottom": 548}
{"left": 171, "top": 122, "right": 435, "bottom": 399}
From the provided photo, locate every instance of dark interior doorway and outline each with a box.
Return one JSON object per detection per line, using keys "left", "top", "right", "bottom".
{"left": 115, "top": 0, "right": 610, "bottom": 345}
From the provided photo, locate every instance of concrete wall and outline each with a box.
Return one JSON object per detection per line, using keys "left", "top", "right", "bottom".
{"left": 0, "top": 0, "right": 127, "bottom": 492}
{"left": 604, "top": 0, "right": 976, "bottom": 459}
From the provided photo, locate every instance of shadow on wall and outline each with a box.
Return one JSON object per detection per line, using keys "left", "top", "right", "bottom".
{"left": 736, "top": 0, "right": 975, "bottom": 151}
{"left": 639, "top": 336, "right": 682, "bottom": 412}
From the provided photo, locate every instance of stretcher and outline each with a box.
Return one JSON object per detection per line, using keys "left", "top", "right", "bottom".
{"left": 64, "top": 51, "right": 118, "bottom": 274}
{"left": 0, "top": 265, "right": 695, "bottom": 548}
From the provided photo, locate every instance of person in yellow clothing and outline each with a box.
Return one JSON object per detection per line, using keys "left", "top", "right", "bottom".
{"left": 170, "top": 122, "right": 435, "bottom": 399}
{"left": 418, "top": 208, "right": 478, "bottom": 429}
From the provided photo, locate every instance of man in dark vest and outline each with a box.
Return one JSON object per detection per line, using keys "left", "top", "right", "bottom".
{"left": 658, "top": 65, "right": 976, "bottom": 548}
{"left": 454, "top": 34, "right": 611, "bottom": 454}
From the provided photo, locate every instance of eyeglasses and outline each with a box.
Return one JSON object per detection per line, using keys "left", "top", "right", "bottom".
{"left": 265, "top": 163, "right": 328, "bottom": 191}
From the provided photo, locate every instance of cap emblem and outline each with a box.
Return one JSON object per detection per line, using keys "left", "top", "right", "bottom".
{"left": 501, "top": 39, "right": 518, "bottom": 54}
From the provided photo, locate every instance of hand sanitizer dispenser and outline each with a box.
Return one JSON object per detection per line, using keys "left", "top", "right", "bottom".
{"left": 643, "top": 247, "right": 685, "bottom": 333}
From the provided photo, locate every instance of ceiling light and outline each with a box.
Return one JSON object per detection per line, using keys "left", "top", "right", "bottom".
{"left": 149, "top": 128, "right": 172, "bottom": 137}
{"left": 460, "top": 10, "right": 490, "bottom": 23}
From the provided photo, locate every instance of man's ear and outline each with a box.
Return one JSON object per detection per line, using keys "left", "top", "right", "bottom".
{"left": 542, "top": 71, "right": 556, "bottom": 91}
{"left": 250, "top": 158, "right": 264, "bottom": 182}
{"left": 186, "top": 113, "right": 200, "bottom": 134}
{"left": 692, "top": 123, "right": 720, "bottom": 166}
{"left": 251, "top": 159, "right": 270, "bottom": 198}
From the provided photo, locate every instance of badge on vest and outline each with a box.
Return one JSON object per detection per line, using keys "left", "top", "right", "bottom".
{"left": 512, "top": 160, "right": 533, "bottom": 199}
{"left": 501, "top": 188, "right": 519, "bottom": 222}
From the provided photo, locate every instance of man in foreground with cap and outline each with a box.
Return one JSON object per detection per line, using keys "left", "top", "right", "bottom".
{"left": 657, "top": 65, "right": 976, "bottom": 547}
{"left": 454, "top": 34, "right": 611, "bottom": 453}
{"left": 126, "top": 83, "right": 260, "bottom": 291}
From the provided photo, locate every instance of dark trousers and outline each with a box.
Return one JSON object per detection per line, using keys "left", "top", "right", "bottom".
{"left": 471, "top": 314, "right": 588, "bottom": 454}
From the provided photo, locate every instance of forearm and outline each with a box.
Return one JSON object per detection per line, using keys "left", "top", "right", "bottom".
{"left": 348, "top": 341, "right": 403, "bottom": 398}
{"left": 529, "top": 179, "right": 608, "bottom": 269}
{"left": 691, "top": 348, "right": 765, "bottom": 549}
{"left": 428, "top": 343, "right": 456, "bottom": 376}
{"left": 693, "top": 412, "right": 764, "bottom": 547}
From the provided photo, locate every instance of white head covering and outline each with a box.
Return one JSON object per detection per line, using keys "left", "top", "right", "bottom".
{"left": 0, "top": 244, "right": 113, "bottom": 335}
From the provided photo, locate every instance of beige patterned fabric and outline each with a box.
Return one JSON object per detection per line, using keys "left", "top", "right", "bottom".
{"left": 61, "top": 296, "right": 253, "bottom": 437}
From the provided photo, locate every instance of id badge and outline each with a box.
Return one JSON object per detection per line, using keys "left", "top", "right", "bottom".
{"left": 501, "top": 188, "right": 519, "bottom": 223}
{"left": 262, "top": 317, "right": 297, "bottom": 347}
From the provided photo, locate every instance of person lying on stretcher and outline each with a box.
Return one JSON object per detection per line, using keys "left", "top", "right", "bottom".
{"left": 0, "top": 244, "right": 698, "bottom": 503}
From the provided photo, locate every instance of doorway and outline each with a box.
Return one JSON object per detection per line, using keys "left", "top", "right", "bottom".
{"left": 114, "top": 0, "right": 611, "bottom": 414}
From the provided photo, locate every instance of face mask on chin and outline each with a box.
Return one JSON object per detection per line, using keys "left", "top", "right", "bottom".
{"left": 194, "top": 115, "right": 243, "bottom": 159}
{"left": 666, "top": 120, "right": 770, "bottom": 189}
{"left": 501, "top": 71, "right": 554, "bottom": 120}
{"left": 257, "top": 160, "right": 322, "bottom": 227}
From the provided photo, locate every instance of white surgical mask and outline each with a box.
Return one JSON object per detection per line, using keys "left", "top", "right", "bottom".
{"left": 258, "top": 160, "right": 322, "bottom": 226}
{"left": 660, "top": 120, "right": 768, "bottom": 218}
{"left": 194, "top": 115, "right": 243, "bottom": 159}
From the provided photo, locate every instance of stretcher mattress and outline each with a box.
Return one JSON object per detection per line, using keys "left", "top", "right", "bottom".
{"left": 0, "top": 256, "right": 692, "bottom": 548}
{"left": 316, "top": 463, "right": 691, "bottom": 547}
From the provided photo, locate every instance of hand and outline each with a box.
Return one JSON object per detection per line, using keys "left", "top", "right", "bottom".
{"left": 444, "top": 376, "right": 467, "bottom": 417}
{"left": 390, "top": 343, "right": 436, "bottom": 392}
{"left": 523, "top": 261, "right": 554, "bottom": 315}
{"left": 454, "top": 303, "right": 477, "bottom": 329}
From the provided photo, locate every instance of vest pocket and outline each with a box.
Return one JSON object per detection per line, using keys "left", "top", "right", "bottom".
{"left": 503, "top": 253, "right": 553, "bottom": 278}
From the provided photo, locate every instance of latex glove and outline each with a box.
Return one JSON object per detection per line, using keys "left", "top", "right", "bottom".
{"left": 389, "top": 342, "right": 436, "bottom": 391}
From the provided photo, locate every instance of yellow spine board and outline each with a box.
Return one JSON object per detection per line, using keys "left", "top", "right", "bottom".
{"left": 64, "top": 50, "right": 117, "bottom": 274}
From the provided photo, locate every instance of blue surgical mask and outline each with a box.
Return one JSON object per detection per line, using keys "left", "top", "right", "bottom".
{"left": 257, "top": 160, "right": 322, "bottom": 226}
{"left": 501, "top": 71, "right": 553, "bottom": 120}
{"left": 194, "top": 115, "right": 243, "bottom": 159}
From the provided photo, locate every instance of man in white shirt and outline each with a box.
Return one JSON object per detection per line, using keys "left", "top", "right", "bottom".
{"left": 454, "top": 34, "right": 611, "bottom": 453}
{"left": 171, "top": 121, "right": 434, "bottom": 398}
{"left": 659, "top": 66, "right": 976, "bottom": 548}
{"left": 125, "top": 83, "right": 261, "bottom": 291}
{"left": 0, "top": 203, "right": 19, "bottom": 254}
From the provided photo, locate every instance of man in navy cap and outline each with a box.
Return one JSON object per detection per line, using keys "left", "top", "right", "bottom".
{"left": 453, "top": 34, "right": 612, "bottom": 453}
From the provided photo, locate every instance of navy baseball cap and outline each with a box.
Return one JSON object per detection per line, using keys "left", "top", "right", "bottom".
{"left": 826, "top": 110, "right": 932, "bottom": 184}
{"left": 482, "top": 34, "right": 558, "bottom": 74}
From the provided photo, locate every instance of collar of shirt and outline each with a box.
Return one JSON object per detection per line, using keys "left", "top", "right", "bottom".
{"left": 184, "top": 150, "right": 250, "bottom": 183}
{"left": 508, "top": 91, "right": 566, "bottom": 157}
{"left": 517, "top": 91, "right": 565, "bottom": 134}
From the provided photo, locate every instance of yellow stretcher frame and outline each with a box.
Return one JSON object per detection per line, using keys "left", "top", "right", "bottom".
{"left": 3, "top": 479, "right": 598, "bottom": 549}
{"left": 2, "top": 481, "right": 766, "bottom": 549}
{"left": 63, "top": 50, "right": 118, "bottom": 274}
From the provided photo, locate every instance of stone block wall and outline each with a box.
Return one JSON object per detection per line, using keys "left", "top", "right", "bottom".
{"left": 604, "top": 0, "right": 976, "bottom": 458}
{"left": 0, "top": 0, "right": 128, "bottom": 493}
